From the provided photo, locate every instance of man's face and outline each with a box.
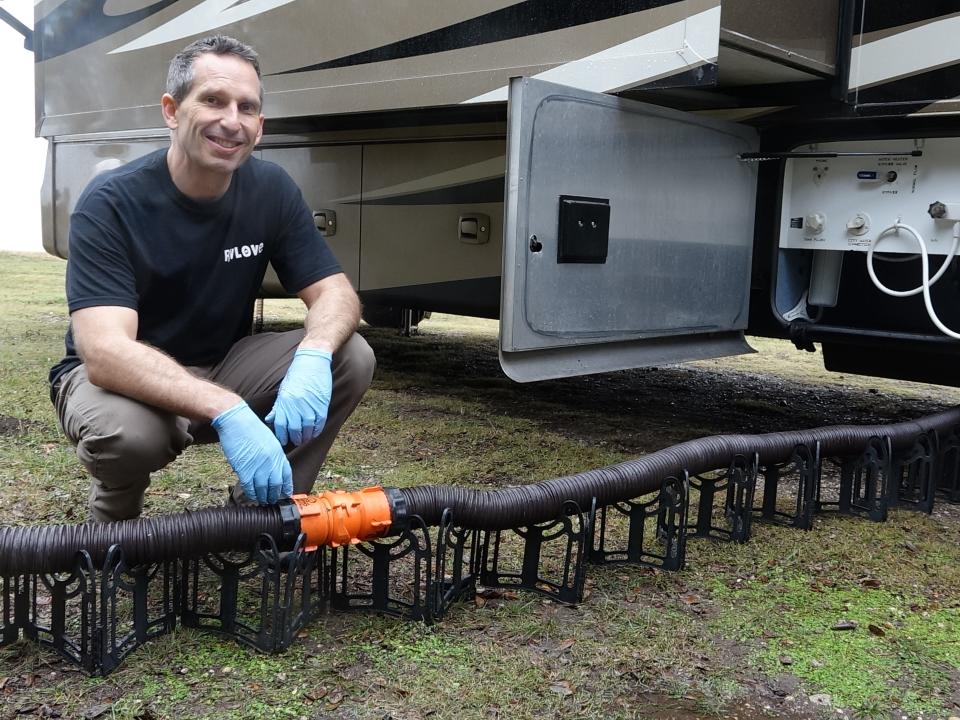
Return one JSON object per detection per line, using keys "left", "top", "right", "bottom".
{"left": 162, "top": 52, "right": 264, "bottom": 183}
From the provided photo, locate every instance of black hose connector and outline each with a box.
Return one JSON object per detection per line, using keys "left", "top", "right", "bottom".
{"left": 383, "top": 486, "right": 411, "bottom": 533}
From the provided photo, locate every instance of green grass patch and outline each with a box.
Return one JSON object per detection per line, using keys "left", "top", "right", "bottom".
{"left": 700, "top": 512, "right": 960, "bottom": 717}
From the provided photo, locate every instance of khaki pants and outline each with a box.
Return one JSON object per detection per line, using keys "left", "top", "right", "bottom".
{"left": 54, "top": 331, "right": 375, "bottom": 522}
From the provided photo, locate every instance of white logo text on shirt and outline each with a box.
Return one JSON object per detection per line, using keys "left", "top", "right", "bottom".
{"left": 224, "top": 243, "right": 265, "bottom": 263}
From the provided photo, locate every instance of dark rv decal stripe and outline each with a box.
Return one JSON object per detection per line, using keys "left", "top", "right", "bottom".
{"left": 855, "top": 61, "right": 960, "bottom": 105}
{"left": 273, "top": 0, "right": 685, "bottom": 76}
{"left": 355, "top": 177, "right": 506, "bottom": 206}
{"left": 34, "top": 0, "right": 178, "bottom": 60}
{"left": 856, "top": 2, "right": 960, "bottom": 35}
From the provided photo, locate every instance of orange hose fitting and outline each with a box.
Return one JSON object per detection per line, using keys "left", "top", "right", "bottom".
{"left": 292, "top": 487, "right": 393, "bottom": 551}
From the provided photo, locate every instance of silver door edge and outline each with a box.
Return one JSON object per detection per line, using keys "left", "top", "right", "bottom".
{"left": 500, "top": 332, "right": 755, "bottom": 383}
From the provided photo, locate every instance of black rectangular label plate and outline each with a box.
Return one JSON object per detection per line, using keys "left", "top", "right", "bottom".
{"left": 557, "top": 195, "right": 611, "bottom": 264}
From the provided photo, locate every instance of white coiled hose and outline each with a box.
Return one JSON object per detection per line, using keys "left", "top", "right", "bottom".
{"left": 866, "top": 221, "right": 960, "bottom": 339}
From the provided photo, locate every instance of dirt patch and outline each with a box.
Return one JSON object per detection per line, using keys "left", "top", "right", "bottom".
{"left": 597, "top": 691, "right": 823, "bottom": 720}
{"left": 0, "top": 415, "right": 42, "bottom": 437}
{"left": 363, "top": 326, "right": 959, "bottom": 456}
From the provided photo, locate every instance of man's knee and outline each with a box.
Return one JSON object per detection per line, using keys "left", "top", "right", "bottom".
{"left": 335, "top": 333, "right": 376, "bottom": 398}
{"left": 76, "top": 411, "right": 190, "bottom": 482}
{"left": 81, "top": 412, "right": 190, "bottom": 522}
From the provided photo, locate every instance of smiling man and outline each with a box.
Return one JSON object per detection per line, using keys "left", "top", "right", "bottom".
{"left": 48, "top": 35, "right": 375, "bottom": 522}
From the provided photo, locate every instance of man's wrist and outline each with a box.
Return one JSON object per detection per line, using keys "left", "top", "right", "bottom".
{"left": 298, "top": 337, "right": 336, "bottom": 354}
{"left": 211, "top": 400, "right": 247, "bottom": 429}
{"left": 205, "top": 391, "right": 245, "bottom": 422}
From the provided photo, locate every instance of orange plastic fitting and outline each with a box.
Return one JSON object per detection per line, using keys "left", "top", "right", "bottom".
{"left": 292, "top": 487, "right": 394, "bottom": 551}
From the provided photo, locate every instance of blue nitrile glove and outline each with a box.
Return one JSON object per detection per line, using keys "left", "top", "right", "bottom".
{"left": 212, "top": 401, "right": 293, "bottom": 504}
{"left": 265, "top": 348, "right": 333, "bottom": 447}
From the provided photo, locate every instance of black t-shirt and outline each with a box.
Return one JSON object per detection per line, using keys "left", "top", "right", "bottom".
{"left": 49, "top": 149, "right": 341, "bottom": 394}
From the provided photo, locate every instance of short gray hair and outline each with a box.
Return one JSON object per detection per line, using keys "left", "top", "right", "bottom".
{"left": 166, "top": 35, "right": 263, "bottom": 104}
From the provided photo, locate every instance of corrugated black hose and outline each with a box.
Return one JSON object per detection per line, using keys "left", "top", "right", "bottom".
{"left": 0, "top": 506, "right": 288, "bottom": 576}
{"left": 0, "top": 408, "right": 957, "bottom": 576}
{"left": 398, "top": 408, "right": 960, "bottom": 528}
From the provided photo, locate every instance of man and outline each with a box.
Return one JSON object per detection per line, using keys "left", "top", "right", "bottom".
{"left": 48, "top": 35, "right": 375, "bottom": 522}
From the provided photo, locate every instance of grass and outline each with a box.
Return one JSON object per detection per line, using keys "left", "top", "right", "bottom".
{"left": 1, "top": 251, "right": 960, "bottom": 719}
{"left": 703, "top": 515, "right": 960, "bottom": 716}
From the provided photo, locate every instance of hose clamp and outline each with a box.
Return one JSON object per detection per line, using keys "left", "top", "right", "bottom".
{"left": 383, "top": 487, "right": 409, "bottom": 532}
{"left": 276, "top": 498, "right": 301, "bottom": 549}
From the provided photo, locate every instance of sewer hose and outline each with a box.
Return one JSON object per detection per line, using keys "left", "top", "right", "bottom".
{"left": 1, "top": 407, "right": 957, "bottom": 576}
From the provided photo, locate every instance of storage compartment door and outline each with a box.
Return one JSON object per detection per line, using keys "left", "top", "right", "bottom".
{"left": 500, "top": 77, "right": 759, "bottom": 381}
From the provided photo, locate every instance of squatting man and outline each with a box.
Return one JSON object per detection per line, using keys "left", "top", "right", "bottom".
{"left": 48, "top": 35, "right": 375, "bottom": 522}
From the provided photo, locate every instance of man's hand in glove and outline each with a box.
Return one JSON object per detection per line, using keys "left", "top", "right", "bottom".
{"left": 266, "top": 348, "right": 333, "bottom": 446}
{"left": 212, "top": 401, "right": 293, "bottom": 504}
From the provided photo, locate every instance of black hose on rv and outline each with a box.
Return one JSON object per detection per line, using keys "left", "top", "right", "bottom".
{"left": 0, "top": 408, "right": 957, "bottom": 577}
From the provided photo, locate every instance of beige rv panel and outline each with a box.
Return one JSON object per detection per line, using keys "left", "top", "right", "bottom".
{"left": 42, "top": 137, "right": 168, "bottom": 258}
{"left": 258, "top": 146, "right": 362, "bottom": 294}
{"left": 359, "top": 141, "right": 505, "bottom": 292}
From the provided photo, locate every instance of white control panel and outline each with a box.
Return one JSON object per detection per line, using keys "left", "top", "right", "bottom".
{"left": 779, "top": 138, "right": 960, "bottom": 255}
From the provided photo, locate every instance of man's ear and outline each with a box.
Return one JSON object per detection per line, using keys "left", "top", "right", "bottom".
{"left": 161, "top": 93, "right": 179, "bottom": 129}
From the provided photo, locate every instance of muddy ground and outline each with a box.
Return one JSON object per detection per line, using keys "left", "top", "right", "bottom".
{"left": 369, "top": 321, "right": 956, "bottom": 445}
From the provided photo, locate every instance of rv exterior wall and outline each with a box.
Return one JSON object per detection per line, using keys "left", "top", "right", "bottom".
{"left": 42, "top": 135, "right": 505, "bottom": 313}
{"left": 41, "top": 136, "right": 167, "bottom": 258}
{"left": 34, "top": 0, "right": 719, "bottom": 137}
{"left": 260, "top": 146, "right": 362, "bottom": 289}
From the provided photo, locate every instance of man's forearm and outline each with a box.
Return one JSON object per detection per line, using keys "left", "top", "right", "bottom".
{"left": 298, "top": 275, "right": 362, "bottom": 354}
{"left": 81, "top": 339, "right": 240, "bottom": 421}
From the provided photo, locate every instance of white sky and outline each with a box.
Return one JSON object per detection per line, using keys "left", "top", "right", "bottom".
{"left": 1, "top": 0, "right": 48, "bottom": 253}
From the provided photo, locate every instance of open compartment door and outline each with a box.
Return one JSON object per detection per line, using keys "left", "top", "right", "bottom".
{"left": 500, "top": 77, "right": 759, "bottom": 382}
